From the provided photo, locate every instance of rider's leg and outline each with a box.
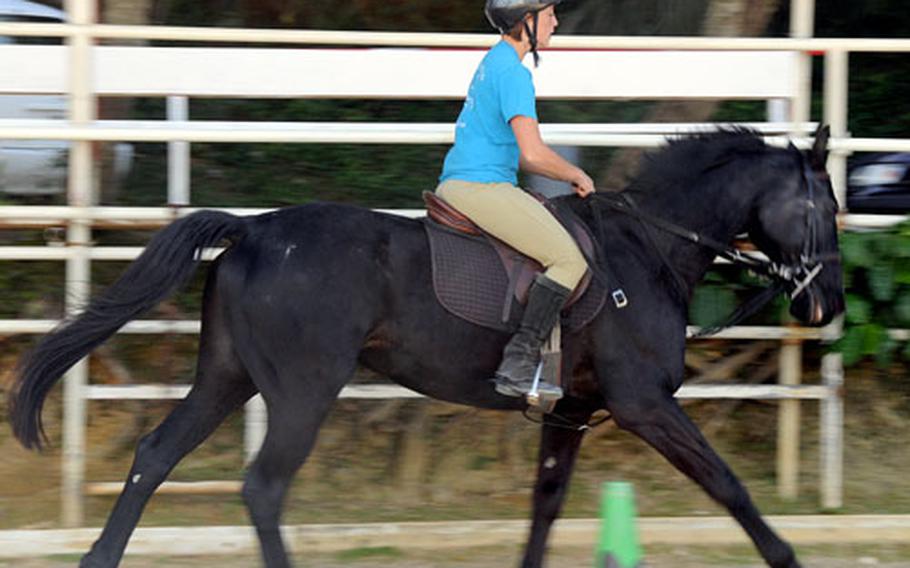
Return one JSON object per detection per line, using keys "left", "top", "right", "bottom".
{"left": 494, "top": 273, "right": 571, "bottom": 398}
{"left": 436, "top": 180, "right": 587, "bottom": 400}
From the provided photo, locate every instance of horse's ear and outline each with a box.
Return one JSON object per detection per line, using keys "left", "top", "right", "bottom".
{"left": 810, "top": 124, "right": 831, "bottom": 170}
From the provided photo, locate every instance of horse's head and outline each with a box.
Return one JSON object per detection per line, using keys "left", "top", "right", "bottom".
{"left": 748, "top": 125, "right": 845, "bottom": 326}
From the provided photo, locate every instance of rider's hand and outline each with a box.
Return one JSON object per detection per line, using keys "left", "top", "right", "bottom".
{"left": 572, "top": 171, "right": 596, "bottom": 198}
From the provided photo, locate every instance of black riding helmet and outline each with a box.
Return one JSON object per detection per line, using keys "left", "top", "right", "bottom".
{"left": 485, "top": 0, "right": 564, "bottom": 66}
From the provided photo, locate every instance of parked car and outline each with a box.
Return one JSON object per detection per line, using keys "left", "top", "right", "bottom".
{"left": 0, "top": 0, "right": 132, "bottom": 197}
{"left": 847, "top": 152, "right": 910, "bottom": 214}
{"left": 0, "top": 0, "right": 69, "bottom": 196}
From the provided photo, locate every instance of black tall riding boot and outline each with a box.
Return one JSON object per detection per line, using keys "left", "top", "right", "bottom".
{"left": 493, "top": 274, "right": 572, "bottom": 401}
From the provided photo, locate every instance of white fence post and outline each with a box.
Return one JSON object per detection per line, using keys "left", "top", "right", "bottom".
{"left": 167, "top": 95, "right": 190, "bottom": 205}
{"left": 820, "top": 46, "right": 847, "bottom": 511}
{"left": 61, "top": 0, "right": 96, "bottom": 529}
{"left": 824, "top": 49, "right": 850, "bottom": 208}
{"left": 821, "top": 351, "right": 845, "bottom": 509}
{"left": 777, "top": 338, "right": 802, "bottom": 500}
{"left": 790, "top": 0, "right": 815, "bottom": 126}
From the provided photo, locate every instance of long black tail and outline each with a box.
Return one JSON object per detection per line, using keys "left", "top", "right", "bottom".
{"left": 8, "top": 210, "right": 247, "bottom": 450}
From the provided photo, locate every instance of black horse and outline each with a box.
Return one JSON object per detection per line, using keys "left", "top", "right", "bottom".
{"left": 9, "top": 128, "right": 843, "bottom": 568}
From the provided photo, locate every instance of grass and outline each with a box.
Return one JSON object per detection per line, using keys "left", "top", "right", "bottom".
{"left": 41, "top": 555, "right": 82, "bottom": 563}
{"left": 334, "top": 547, "right": 405, "bottom": 561}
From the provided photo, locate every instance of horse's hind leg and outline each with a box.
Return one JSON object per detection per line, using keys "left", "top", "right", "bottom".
{"left": 80, "top": 331, "right": 256, "bottom": 567}
{"left": 608, "top": 392, "right": 799, "bottom": 568}
{"left": 520, "top": 422, "right": 587, "bottom": 568}
{"left": 237, "top": 341, "right": 358, "bottom": 568}
{"left": 241, "top": 391, "right": 341, "bottom": 568}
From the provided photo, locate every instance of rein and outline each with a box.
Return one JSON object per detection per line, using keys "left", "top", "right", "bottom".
{"left": 586, "top": 156, "right": 835, "bottom": 336}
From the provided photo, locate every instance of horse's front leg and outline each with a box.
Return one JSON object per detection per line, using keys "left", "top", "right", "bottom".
{"left": 606, "top": 385, "right": 800, "bottom": 568}
{"left": 520, "top": 419, "right": 587, "bottom": 568}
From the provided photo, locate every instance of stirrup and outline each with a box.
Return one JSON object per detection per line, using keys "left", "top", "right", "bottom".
{"left": 525, "top": 360, "right": 563, "bottom": 407}
{"left": 493, "top": 361, "right": 563, "bottom": 404}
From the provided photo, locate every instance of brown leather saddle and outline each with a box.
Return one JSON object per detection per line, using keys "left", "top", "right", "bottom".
{"left": 422, "top": 191, "right": 607, "bottom": 332}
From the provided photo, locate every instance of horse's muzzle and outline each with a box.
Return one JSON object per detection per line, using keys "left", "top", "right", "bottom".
{"left": 788, "top": 264, "right": 844, "bottom": 327}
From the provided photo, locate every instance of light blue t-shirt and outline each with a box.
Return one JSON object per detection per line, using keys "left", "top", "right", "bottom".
{"left": 440, "top": 41, "right": 538, "bottom": 185}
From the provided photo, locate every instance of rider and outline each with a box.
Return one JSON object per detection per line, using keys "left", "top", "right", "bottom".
{"left": 435, "top": 0, "right": 596, "bottom": 402}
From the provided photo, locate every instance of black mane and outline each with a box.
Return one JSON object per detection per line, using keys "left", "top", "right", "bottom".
{"left": 625, "top": 128, "right": 774, "bottom": 197}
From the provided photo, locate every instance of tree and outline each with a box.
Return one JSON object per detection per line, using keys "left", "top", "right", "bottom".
{"left": 98, "top": 0, "right": 155, "bottom": 202}
{"left": 594, "top": 0, "right": 784, "bottom": 190}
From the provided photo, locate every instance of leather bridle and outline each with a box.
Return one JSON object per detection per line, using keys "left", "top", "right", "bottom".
{"left": 586, "top": 151, "right": 840, "bottom": 333}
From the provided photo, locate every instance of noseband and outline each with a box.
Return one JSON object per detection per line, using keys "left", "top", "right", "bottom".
{"left": 588, "top": 152, "right": 838, "bottom": 334}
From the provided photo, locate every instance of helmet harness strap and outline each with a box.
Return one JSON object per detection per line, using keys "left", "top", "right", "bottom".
{"left": 523, "top": 11, "right": 541, "bottom": 67}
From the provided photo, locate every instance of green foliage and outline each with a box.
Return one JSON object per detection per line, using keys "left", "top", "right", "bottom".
{"left": 689, "top": 272, "right": 738, "bottom": 327}
{"left": 836, "top": 222, "right": 910, "bottom": 366}
{"left": 688, "top": 267, "right": 788, "bottom": 330}
{"left": 815, "top": 1, "right": 910, "bottom": 139}
{"left": 0, "top": 260, "right": 64, "bottom": 319}
{"left": 334, "top": 547, "right": 404, "bottom": 561}
{"left": 712, "top": 101, "right": 767, "bottom": 123}
{"left": 113, "top": 96, "right": 657, "bottom": 208}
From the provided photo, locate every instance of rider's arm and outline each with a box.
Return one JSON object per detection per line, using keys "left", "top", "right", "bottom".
{"left": 511, "top": 115, "right": 595, "bottom": 197}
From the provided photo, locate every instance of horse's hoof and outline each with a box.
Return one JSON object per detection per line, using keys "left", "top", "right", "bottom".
{"left": 771, "top": 550, "right": 802, "bottom": 568}
{"left": 80, "top": 551, "right": 115, "bottom": 568}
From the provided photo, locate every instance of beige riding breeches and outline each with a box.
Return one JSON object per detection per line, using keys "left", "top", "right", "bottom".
{"left": 435, "top": 179, "right": 587, "bottom": 290}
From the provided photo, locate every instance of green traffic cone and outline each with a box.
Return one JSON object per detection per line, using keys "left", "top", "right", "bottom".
{"left": 595, "top": 481, "right": 643, "bottom": 568}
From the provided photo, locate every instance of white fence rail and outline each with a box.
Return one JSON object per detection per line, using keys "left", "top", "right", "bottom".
{"left": 1, "top": 11, "right": 907, "bottom": 527}
{"left": 0, "top": 46, "right": 802, "bottom": 99}
{"left": 2, "top": 21, "right": 910, "bottom": 51}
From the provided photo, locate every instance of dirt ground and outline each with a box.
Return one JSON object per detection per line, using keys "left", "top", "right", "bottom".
{"left": 2, "top": 350, "right": 909, "bottom": 568}
{"left": 5, "top": 543, "right": 910, "bottom": 568}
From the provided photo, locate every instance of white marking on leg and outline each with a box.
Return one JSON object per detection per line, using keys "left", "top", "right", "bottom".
{"left": 132, "top": 474, "right": 142, "bottom": 484}
{"left": 544, "top": 457, "right": 557, "bottom": 469}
